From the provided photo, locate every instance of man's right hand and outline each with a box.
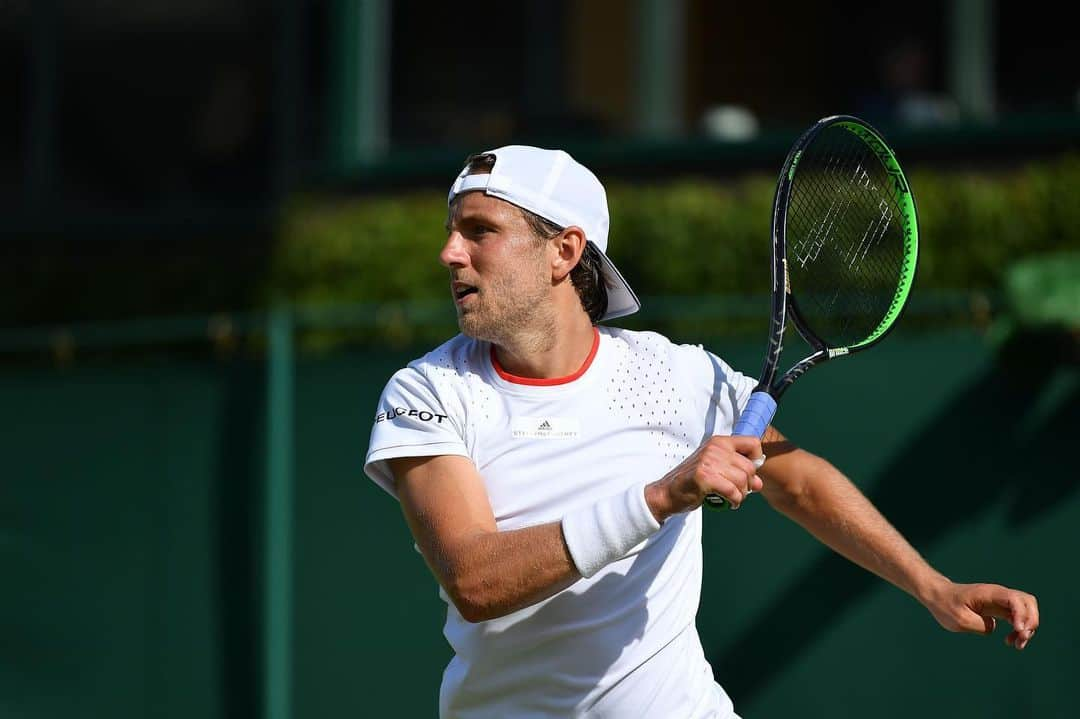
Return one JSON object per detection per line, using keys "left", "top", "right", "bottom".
{"left": 645, "top": 435, "right": 764, "bottom": 522}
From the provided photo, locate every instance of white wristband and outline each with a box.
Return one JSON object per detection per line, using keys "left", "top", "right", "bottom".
{"left": 561, "top": 482, "right": 662, "bottom": 579}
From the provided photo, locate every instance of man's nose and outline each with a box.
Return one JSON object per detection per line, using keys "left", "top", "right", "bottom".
{"left": 440, "top": 232, "right": 468, "bottom": 268}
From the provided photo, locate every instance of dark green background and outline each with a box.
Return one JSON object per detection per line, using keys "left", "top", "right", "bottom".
{"left": 2, "top": 328, "right": 1075, "bottom": 718}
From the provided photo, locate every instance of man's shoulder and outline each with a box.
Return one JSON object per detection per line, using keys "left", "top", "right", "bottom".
{"left": 601, "top": 326, "right": 743, "bottom": 388}
{"left": 600, "top": 325, "right": 673, "bottom": 347}
{"left": 402, "top": 334, "right": 484, "bottom": 373}
{"left": 384, "top": 334, "right": 485, "bottom": 392}
{"left": 600, "top": 326, "right": 708, "bottom": 361}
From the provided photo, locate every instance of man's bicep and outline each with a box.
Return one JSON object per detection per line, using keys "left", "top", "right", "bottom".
{"left": 388, "top": 455, "right": 497, "bottom": 581}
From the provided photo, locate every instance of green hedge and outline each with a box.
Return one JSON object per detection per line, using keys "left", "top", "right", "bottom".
{"left": 270, "top": 155, "right": 1080, "bottom": 308}
{"left": 8, "top": 157, "right": 1075, "bottom": 350}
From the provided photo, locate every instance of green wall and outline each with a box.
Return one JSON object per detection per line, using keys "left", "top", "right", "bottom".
{"left": 2, "top": 329, "right": 1075, "bottom": 718}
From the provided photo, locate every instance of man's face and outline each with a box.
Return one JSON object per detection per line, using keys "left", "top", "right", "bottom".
{"left": 441, "top": 191, "right": 552, "bottom": 343}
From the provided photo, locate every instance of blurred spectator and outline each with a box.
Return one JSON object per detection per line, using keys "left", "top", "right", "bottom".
{"left": 858, "top": 37, "right": 958, "bottom": 127}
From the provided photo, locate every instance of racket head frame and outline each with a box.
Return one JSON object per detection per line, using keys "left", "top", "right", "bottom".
{"left": 707, "top": 115, "right": 918, "bottom": 513}
{"left": 756, "top": 114, "right": 920, "bottom": 403}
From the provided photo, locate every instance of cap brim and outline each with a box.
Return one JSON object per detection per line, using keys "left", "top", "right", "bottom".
{"left": 594, "top": 247, "right": 640, "bottom": 321}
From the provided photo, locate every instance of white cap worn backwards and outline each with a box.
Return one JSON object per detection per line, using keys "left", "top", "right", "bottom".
{"left": 447, "top": 145, "right": 641, "bottom": 321}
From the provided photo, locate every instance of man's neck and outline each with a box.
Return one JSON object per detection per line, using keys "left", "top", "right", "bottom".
{"left": 492, "top": 315, "right": 597, "bottom": 380}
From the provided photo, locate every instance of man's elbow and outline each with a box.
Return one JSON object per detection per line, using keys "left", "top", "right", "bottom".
{"left": 761, "top": 450, "right": 830, "bottom": 514}
{"left": 761, "top": 467, "right": 813, "bottom": 513}
{"left": 445, "top": 570, "right": 499, "bottom": 623}
{"left": 450, "top": 593, "right": 501, "bottom": 623}
{"left": 455, "top": 601, "right": 494, "bottom": 623}
{"left": 763, "top": 478, "right": 809, "bottom": 513}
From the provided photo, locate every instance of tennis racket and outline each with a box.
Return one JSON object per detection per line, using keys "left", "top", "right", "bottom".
{"left": 705, "top": 115, "right": 919, "bottom": 511}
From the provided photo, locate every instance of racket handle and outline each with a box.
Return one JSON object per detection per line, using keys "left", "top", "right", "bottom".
{"left": 704, "top": 392, "right": 777, "bottom": 512}
{"left": 732, "top": 391, "right": 777, "bottom": 439}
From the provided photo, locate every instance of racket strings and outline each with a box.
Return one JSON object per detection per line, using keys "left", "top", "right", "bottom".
{"left": 785, "top": 126, "right": 906, "bottom": 347}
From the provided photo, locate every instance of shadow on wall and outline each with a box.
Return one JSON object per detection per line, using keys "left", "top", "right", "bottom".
{"left": 710, "top": 329, "right": 1079, "bottom": 702}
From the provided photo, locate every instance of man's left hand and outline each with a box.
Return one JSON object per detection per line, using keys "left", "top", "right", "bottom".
{"left": 924, "top": 581, "right": 1039, "bottom": 650}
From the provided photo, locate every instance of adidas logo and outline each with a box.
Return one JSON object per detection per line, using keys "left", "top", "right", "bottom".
{"left": 511, "top": 417, "right": 579, "bottom": 440}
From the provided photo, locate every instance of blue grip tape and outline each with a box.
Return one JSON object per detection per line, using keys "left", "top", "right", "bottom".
{"left": 732, "top": 392, "right": 777, "bottom": 438}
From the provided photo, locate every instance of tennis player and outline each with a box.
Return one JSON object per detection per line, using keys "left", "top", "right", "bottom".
{"left": 364, "top": 146, "right": 1038, "bottom": 718}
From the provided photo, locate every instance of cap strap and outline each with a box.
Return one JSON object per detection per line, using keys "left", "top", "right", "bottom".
{"left": 452, "top": 173, "right": 491, "bottom": 198}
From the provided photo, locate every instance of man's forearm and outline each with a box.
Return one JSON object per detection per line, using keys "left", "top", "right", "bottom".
{"left": 433, "top": 520, "right": 580, "bottom": 623}
{"left": 761, "top": 450, "right": 948, "bottom": 603}
{"left": 393, "top": 453, "right": 585, "bottom": 624}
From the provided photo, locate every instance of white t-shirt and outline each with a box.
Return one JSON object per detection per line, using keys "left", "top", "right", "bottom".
{"left": 364, "top": 327, "right": 755, "bottom": 718}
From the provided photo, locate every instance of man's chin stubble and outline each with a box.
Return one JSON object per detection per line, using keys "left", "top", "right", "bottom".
{"left": 458, "top": 312, "right": 517, "bottom": 346}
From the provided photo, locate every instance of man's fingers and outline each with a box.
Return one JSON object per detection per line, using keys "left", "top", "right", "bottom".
{"left": 694, "top": 436, "right": 766, "bottom": 506}
{"left": 966, "top": 585, "right": 1039, "bottom": 649}
{"left": 707, "top": 477, "right": 745, "bottom": 510}
{"left": 701, "top": 445, "right": 755, "bottom": 490}
{"left": 1005, "top": 628, "right": 1035, "bottom": 650}
{"left": 729, "top": 434, "right": 764, "bottom": 459}
{"left": 974, "top": 587, "right": 1039, "bottom": 629}
{"left": 732, "top": 454, "right": 758, "bottom": 482}
{"left": 723, "top": 450, "right": 763, "bottom": 498}
{"left": 948, "top": 609, "right": 995, "bottom": 635}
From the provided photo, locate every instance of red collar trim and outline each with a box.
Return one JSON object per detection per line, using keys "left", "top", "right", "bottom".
{"left": 490, "top": 328, "right": 600, "bottom": 386}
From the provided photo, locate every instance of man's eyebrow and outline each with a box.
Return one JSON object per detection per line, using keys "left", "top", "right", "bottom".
{"left": 447, "top": 211, "right": 498, "bottom": 231}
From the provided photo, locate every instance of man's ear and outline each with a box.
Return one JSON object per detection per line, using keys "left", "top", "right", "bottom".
{"left": 551, "top": 226, "right": 586, "bottom": 282}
